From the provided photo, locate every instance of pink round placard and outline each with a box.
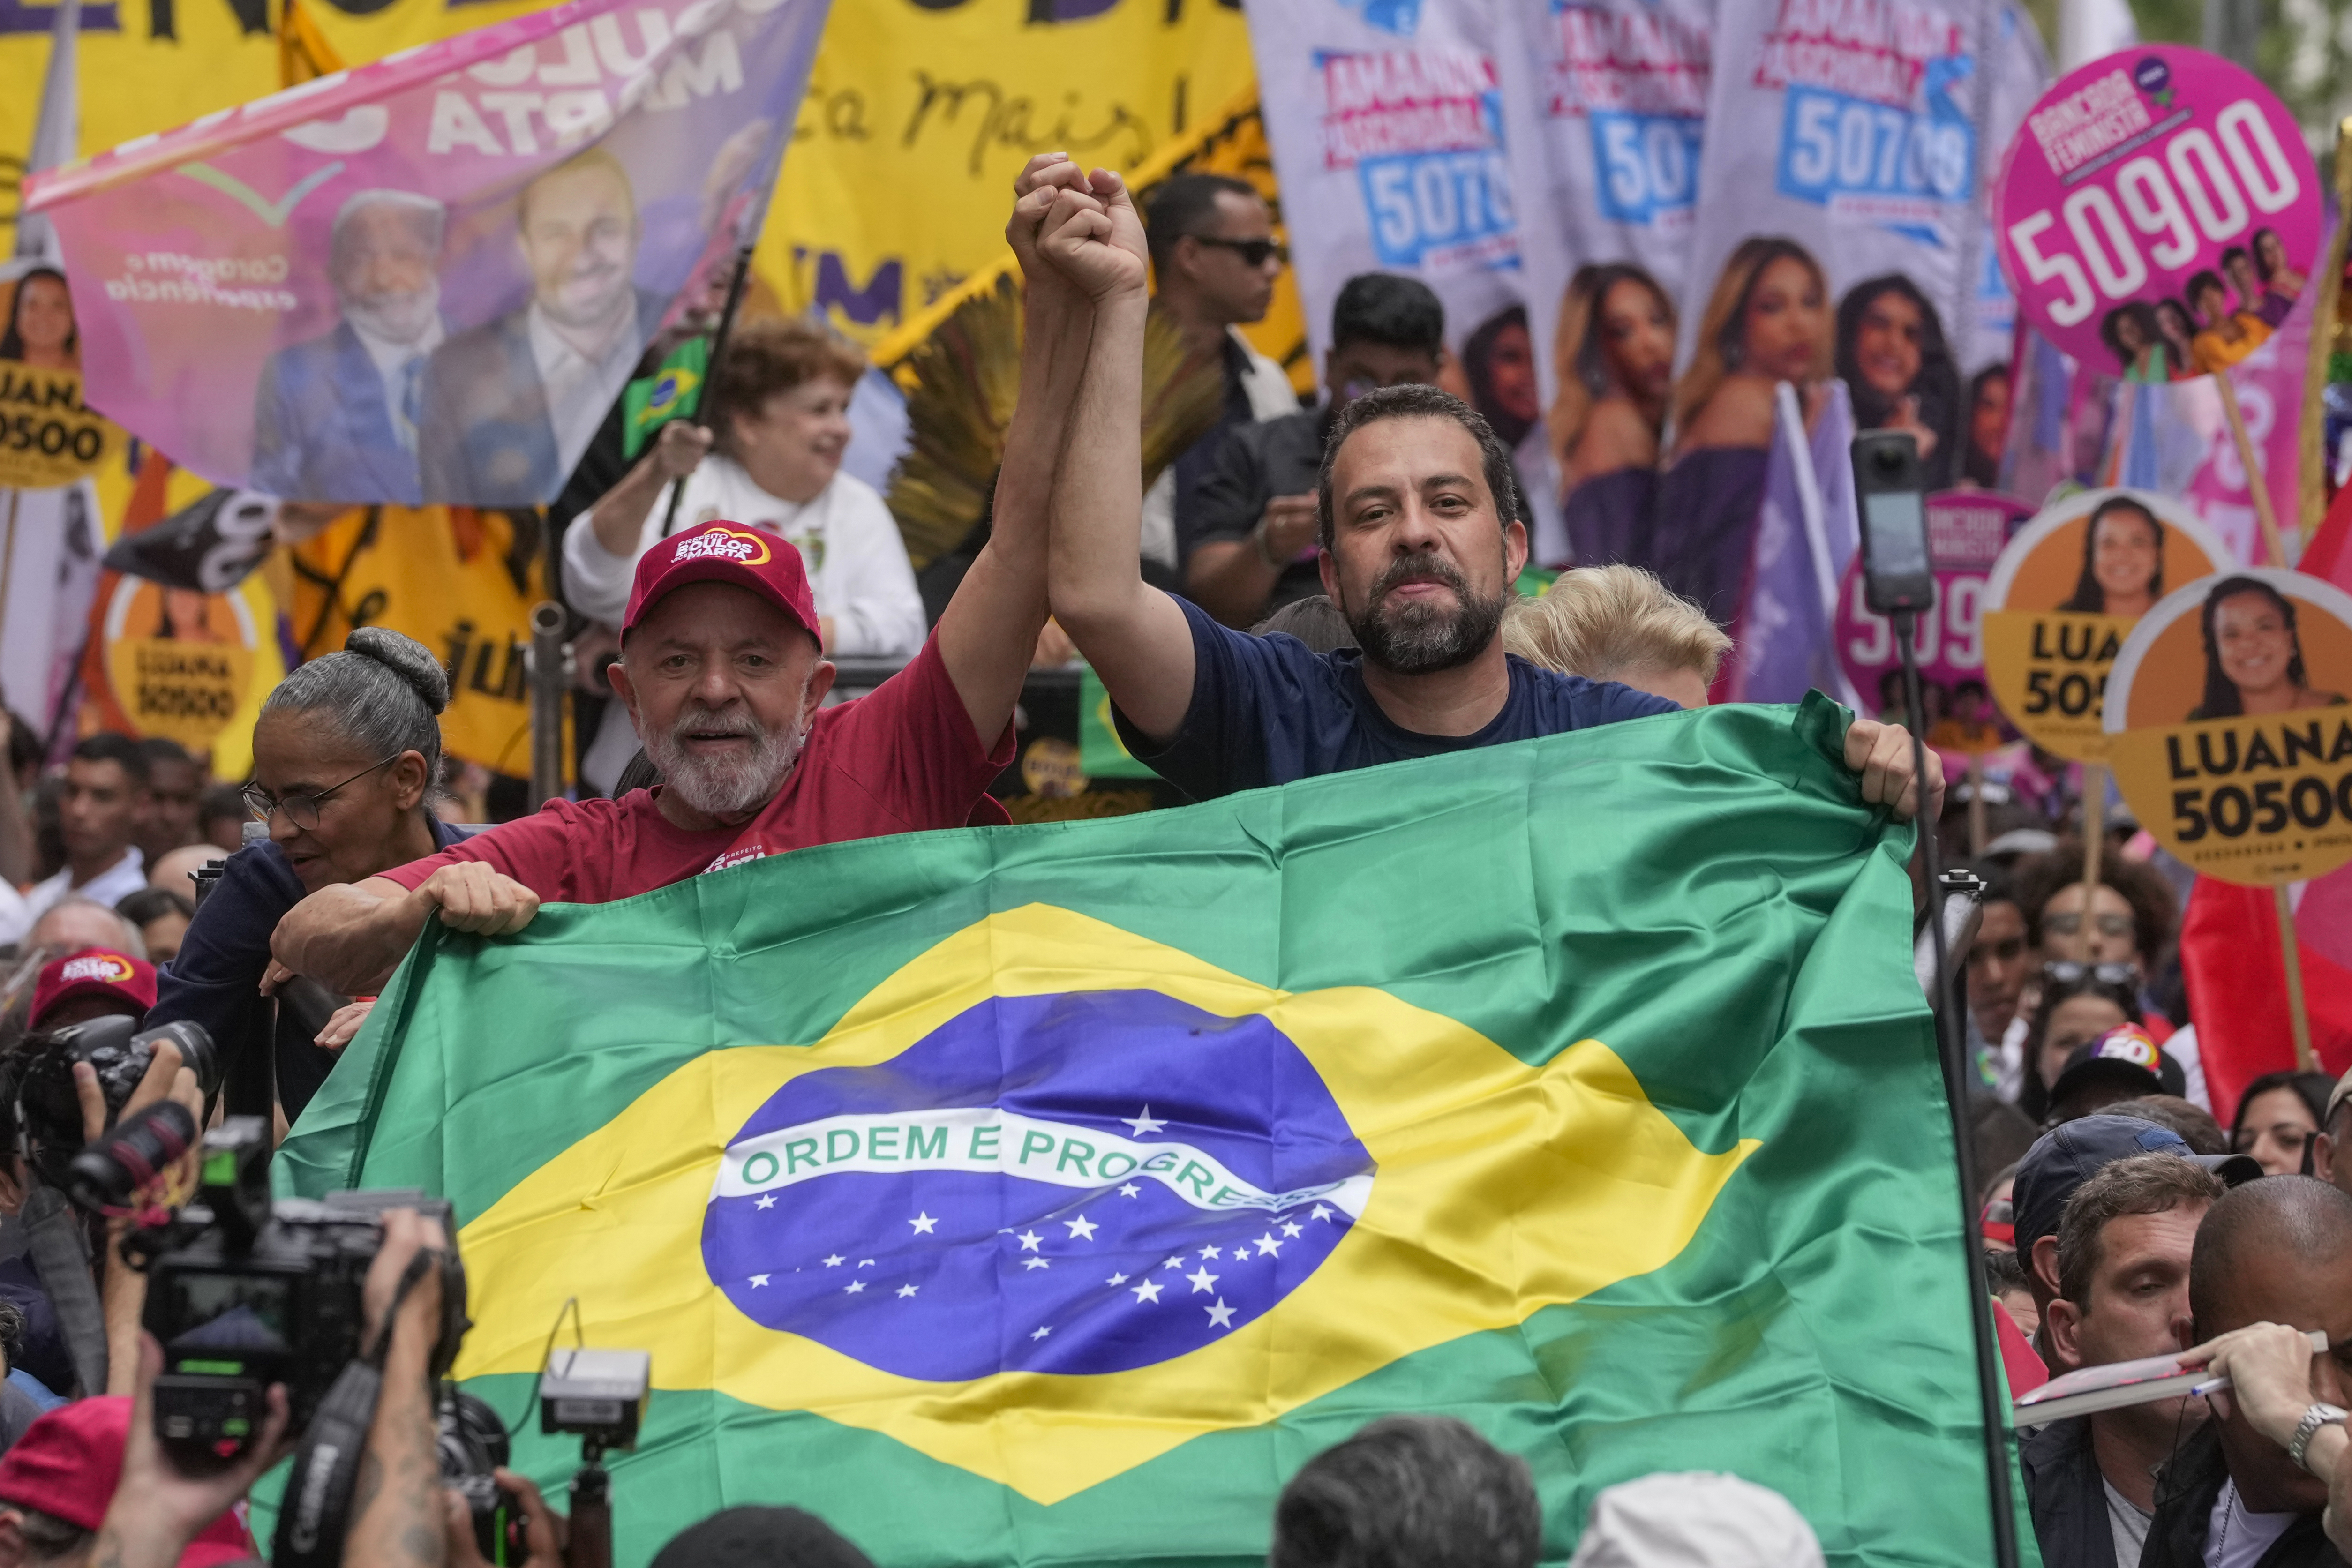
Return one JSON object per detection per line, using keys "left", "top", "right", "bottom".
{"left": 1995, "top": 46, "right": 2320, "bottom": 375}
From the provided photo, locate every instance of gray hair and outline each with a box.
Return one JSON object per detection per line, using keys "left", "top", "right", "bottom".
{"left": 262, "top": 627, "right": 449, "bottom": 787}
{"left": 1272, "top": 1415, "right": 1541, "bottom": 1568}
{"left": 28, "top": 897, "right": 147, "bottom": 961}
{"left": 329, "top": 189, "right": 445, "bottom": 274}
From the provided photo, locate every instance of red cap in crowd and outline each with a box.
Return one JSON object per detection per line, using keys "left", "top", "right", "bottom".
{"left": 28, "top": 948, "right": 158, "bottom": 1030}
{"left": 623, "top": 520, "right": 819, "bottom": 643}
{"left": 0, "top": 1396, "right": 254, "bottom": 1564}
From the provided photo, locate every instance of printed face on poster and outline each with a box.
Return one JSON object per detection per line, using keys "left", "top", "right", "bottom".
{"left": 1981, "top": 486, "right": 2236, "bottom": 759}
{"left": 2104, "top": 569, "right": 2352, "bottom": 883}
{"left": 0, "top": 270, "right": 116, "bottom": 491}
{"left": 1996, "top": 46, "right": 2321, "bottom": 383}
{"left": 100, "top": 574, "right": 262, "bottom": 752}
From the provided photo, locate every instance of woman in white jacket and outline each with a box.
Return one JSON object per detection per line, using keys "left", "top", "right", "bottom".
{"left": 565, "top": 318, "right": 926, "bottom": 659}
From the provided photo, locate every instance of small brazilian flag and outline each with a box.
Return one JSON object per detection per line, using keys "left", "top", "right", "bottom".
{"left": 620, "top": 336, "right": 710, "bottom": 460}
{"left": 278, "top": 696, "right": 2013, "bottom": 1566}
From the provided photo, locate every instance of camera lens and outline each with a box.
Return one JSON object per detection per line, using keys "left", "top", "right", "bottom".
{"left": 131, "top": 1022, "right": 223, "bottom": 1099}
{"left": 67, "top": 1100, "right": 197, "bottom": 1211}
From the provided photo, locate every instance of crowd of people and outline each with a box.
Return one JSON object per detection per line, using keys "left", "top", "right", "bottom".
{"left": 0, "top": 153, "right": 2338, "bottom": 1568}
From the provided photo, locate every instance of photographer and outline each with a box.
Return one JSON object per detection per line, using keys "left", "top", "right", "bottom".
{"left": 90, "top": 1209, "right": 455, "bottom": 1568}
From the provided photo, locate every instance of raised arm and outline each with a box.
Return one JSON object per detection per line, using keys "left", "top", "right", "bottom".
{"left": 931, "top": 154, "right": 1097, "bottom": 743}
{"left": 273, "top": 863, "right": 539, "bottom": 996}
{"left": 1035, "top": 172, "right": 1200, "bottom": 745}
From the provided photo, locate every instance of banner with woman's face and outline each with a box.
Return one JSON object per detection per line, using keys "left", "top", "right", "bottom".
{"left": 0, "top": 267, "right": 118, "bottom": 491}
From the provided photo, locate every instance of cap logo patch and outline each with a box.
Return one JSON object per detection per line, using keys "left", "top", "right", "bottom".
{"left": 2093, "top": 1026, "right": 2160, "bottom": 1070}
{"left": 672, "top": 526, "right": 773, "bottom": 568}
{"left": 59, "top": 953, "right": 134, "bottom": 984}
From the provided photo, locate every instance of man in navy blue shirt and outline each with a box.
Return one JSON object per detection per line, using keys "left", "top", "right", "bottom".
{"left": 1025, "top": 158, "right": 1941, "bottom": 817}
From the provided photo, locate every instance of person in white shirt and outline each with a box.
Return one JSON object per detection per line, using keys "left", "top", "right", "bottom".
{"left": 566, "top": 318, "right": 925, "bottom": 660}
{"left": 18, "top": 734, "right": 149, "bottom": 935}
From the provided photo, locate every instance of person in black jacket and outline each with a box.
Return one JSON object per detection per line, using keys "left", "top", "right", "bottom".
{"left": 2143, "top": 1178, "right": 2352, "bottom": 1568}
{"left": 143, "top": 628, "right": 470, "bottom": 1123}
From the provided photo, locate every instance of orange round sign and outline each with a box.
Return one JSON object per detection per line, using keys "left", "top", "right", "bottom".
{"left": 2104, "top": 568, "right": 2352, "bottom": 885}
{"left": 1981, "top": 488, "right": 2235, "bottom": 761}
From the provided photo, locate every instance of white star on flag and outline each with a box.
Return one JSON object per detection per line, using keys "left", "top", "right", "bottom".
{"left": 1255, "top": 1233, "right": 1283, "bottom": 1257}
{"left": 1122, "top": 1106, "right": 1168, "bottom": 1136}
{"left": 1118, "top": 1183, "right": 1141, "bottom": 1198}
{"left": 909, "top": 1213, "right": 938, "bottom": 1235}
{"left": 1162, "top": 1255, "right": 1186, "bottom": 1271}
{"left": 749, "top": 1274, "right": 770, "bottom": 1288}
{"left": 1065, "top": 1216, "right": 1098, "bottom": 1241}
{"left": 1310, "top": 1204, "right": 1333, "bottom": 1222}
{"left": 845, "top": 1281, "right": 865, "bottom": 1294}
{"left": 1022, "top": 1257, "right": 1051, "bottom": 1271}
{"left": 896, "top": 1284, "right": 918, "bottom": 1298}
{"left": 1187, "top": 1266, "right": 1219, "bottom": 1294}
{"left": 1031, "top": 1326, "right": 1052, "bottom": 1340}
{"left": 857, "top": 1259, "right": 875, "bottom": 1268}
{"left": 1281, "top": 1221, "right": 1303, "bottom": 1238}
{"left": 755, "top": 1194, "right": 776, "bottom": 1210}
{"left": 823, "top": 1254, "right": 845, "bottom": 1267}
{"left": 1199, "top": 1244, "right": 1222, "bottom": 1260}
{"left": 1105, "top": 1272, "right": 1130, "bottom": 1286}
{"left": 1017, "top": 1230, "right": 1043, "bottom": 1252}
{"left": 1206, "top": 1299, "right": 1236, "bottom": 1329}
{"left": 1131, "top": 1279, "right": 1164, "bottom": 1304}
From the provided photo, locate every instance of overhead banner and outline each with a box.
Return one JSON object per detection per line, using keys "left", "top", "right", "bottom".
{"left": 25, "top": 0, "right": 829, "bottom": 508}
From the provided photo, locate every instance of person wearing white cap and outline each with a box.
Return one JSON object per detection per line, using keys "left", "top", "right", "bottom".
{"left": 1566, "top": 1472, "right": 1825, "bottom": 1568}
{"left": 2317, "top": 1067, "right": 2352, "bottom": 1206}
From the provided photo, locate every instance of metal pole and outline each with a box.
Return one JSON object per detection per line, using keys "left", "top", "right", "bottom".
{"left": 527, "top": 600, "right": 567, "bottom": 810}
{"left": 654, "top": 244, "right": 759, "bottom": 539}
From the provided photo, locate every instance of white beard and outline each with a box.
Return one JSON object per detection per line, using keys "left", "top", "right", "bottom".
{"left": 339, "top": 278, "right": 441, "bottom": 346}
{"left": 643, "top": 698, "right": 807, "bottom": 818}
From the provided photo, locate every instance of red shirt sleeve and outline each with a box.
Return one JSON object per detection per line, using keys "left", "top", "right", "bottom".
{"left": 823, "top": 633, "right": 1014, "bottom": 831}
{"left": 373, "top": 805, "right": 586, "bottom": 901}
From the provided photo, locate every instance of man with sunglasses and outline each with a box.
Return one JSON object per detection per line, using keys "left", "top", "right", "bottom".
{"left": 1139, "top": 173, "right": 1297, "bottom": 585}
{"left": 1184, "top": 274, "right": 1447, "bottom": 629}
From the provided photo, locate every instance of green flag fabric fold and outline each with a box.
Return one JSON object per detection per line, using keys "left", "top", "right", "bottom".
{"left": 278, "top": 693, "right": 2008, "bottom": 1566}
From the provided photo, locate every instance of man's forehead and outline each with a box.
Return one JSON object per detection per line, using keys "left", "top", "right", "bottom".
{"left": 631, "top": 583, "right": 804, "bottom": 649}
{"left": 2099, "top": 1200, "right": 2209, "bottom": 1261}
{"left": 1206, "top": 189, "right": 1271, "bottom": 235}
{"left": 1333, "top": 416, "right": 1487, "bottom": 489}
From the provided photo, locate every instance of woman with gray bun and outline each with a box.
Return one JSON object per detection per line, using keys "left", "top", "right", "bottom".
{"left": 143, "top": 629, "right": 474, "bottom": 1122}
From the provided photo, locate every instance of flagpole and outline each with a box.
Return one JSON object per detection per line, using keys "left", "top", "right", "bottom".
{"left": 2214, "top": 365, "right": 2292, "bottom": 568}
{"left": 2275, "top": 886, "right": 2318, "bottom": 1072}
{"left": 654, "top": 244, "right": 758, "bottom": 539}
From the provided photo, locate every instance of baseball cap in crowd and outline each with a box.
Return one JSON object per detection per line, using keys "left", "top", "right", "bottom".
{"left": 623, "top": 520, "right": 819, "bottom": 643}
{"left": 2012, "top": 1114, "right": 2262, "bottom": 1259}
{"left": 2046, "top": 1024, "right": 2186, "bottom": 1108}
{"left": 28, "top": 948, "right": 157, "bottom": 1030}
{"left": 1566, "top": 1472, "right": 1826, "bottom": 1568}
{"left": 2329, "top": 1065, "right": 2352, "bottom": 1128}
{"left": 649, "top": 1506, "right": 875, "bottom": 1568}
{"left": 0, "top": 1396, "right": 254, "bottom": 1565}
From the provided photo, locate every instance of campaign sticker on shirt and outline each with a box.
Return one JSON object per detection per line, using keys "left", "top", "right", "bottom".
{"left": 1981, "top": 488, "right": 2235, "bottom": 761}
{"left": 1835, "top": 491, "right": 2031, "bottom": 754}
{"left": 2104, "top": 567, "right": 2352, "bottom": 884}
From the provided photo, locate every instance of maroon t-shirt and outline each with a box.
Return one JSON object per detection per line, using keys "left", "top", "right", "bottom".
{"left": 379, "top": 636, "right": 1012, "bottom": 903}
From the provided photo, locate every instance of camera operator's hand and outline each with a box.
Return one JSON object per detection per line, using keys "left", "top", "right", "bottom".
{"left": 445, "top": 1467, "right": 567, "bottom": 1568}
{"left": 91, "top": 1333, "right": 288, "bottom": 1568}
{"left": 347, "top": 1208, "right": 458, "bottom": 1568}
{"left": 80, "top": 1044, "right": 205, "bottom": 1397}
{"left": 74, "top": 1036, "right": 200, "bottom": 1145}
{"left": 317, "top": 997, "right": 377, "bottom": 1053}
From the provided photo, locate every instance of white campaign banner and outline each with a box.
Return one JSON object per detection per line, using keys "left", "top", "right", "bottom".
{"left": 1494, "top": 0, "right": 1716, "bottom": 412}
{"left": 1679, "top": 0, "right": 2048, "bottom": 379}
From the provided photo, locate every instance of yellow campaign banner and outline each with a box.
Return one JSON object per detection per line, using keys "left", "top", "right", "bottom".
{"left": 0, "top": 364, "right": 116, "bottom": 488}
{"left": 288, "top": 505, "right": 558, "bottom": 781}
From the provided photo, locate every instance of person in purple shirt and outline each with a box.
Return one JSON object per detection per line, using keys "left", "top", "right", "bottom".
{"left": 1022, "top": 154, "right": 1942, "bottom": 818}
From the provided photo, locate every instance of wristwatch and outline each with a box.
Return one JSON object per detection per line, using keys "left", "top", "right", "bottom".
{"left": 2286, "top": 1402, "right": 2348, "bottom": 1474}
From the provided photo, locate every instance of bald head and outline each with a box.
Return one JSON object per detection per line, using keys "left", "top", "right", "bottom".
{"left": 2190, "top": 1176, "right": 2352, "bottom": 1335}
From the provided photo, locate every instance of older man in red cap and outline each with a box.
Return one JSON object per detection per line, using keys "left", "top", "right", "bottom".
{"left": 25, "top": 949, "right": 157, "bottom": 1033}
{"left": 273, "top": 161, "right": 1090, "bottom": 998}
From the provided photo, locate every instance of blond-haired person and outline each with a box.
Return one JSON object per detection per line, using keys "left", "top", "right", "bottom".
{"left": 1503, "top": 564, "right": 1729, "bottom": 710}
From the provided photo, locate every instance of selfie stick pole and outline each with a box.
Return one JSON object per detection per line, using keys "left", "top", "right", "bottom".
{"left": 1895, "top": 608, "right": 2024, "bottom": 1568}
{"left": 2079, "top": 761, "right": 2107, "bottom": 917}
{"left": 2209, "top": 366, "right": 2318, "bottom": 1069}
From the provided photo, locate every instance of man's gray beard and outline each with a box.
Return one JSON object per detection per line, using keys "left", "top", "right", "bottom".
{"left": 644, "top": 702, "right": 807, "bottom": 818}
{"left": 1343, "top": 554, "right": 1509, "bottom": 676}
{"left": 339, "top": 278, "right": 440, "bottom": 346}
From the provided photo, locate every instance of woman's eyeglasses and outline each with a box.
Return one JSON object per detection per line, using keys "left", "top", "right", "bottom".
{"left": 2040, "top": 960, "right": 2142, "bottom": 991}
{"left": 1189, "top": 235, "right": 1287, "bottom": 268}
{"left": 2041, "top": 910, "right": 2136, "bottom": 941}
{"left": 241, "top": 754, "right": 401, "bottom": 831}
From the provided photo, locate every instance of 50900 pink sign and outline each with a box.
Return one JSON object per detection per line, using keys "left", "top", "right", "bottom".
{"left": 1994, "top": 46, "right": 2319, "bottom": 380}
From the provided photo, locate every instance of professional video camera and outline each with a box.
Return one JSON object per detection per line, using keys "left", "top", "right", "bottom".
{"left": 11, "top": 1018, "right": 221, "bottom": 1188}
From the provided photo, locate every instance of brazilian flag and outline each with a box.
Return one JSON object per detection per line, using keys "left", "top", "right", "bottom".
{"left": 620, "top": 336, "right": 710, "bottom": 461}
{"left": 278, "top": 696, "right": 2009, "bottom": 1565}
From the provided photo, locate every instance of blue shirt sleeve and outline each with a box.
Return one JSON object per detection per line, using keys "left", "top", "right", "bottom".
{"left": 143, "top": 841, "right": 302, "bottom": 1080}
{"left": 1110, "top": 596, "right": 1344, "bottom": 802}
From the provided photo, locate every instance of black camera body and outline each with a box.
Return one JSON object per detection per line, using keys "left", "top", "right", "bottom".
{"left": 12, "top": 1017, "right": 222, "bottom": 1190}
{"left": 131, "top": 1118, "right": 464, "bottom": 1455}
{"left": 439, "top": 1387, "right": 529, "bottom": 1564}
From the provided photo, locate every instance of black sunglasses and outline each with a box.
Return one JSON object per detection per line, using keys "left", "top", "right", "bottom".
{"left": 1188, "top": 235, "right": 1287, "bottom": 268}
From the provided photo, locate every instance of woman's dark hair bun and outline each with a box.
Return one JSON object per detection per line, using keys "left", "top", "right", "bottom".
{"left": 344, "top": 627, "right": 451, "bottom": 716}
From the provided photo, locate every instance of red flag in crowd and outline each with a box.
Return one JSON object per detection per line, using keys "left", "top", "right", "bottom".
{"left": 2180, "top": 866, "right": 2352, "bottom": 1126}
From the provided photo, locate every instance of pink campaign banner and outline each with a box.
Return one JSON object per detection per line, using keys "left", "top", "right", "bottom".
{"left": 23, "top": 0, "right": 830, "bottom": 507}
{"left": 1995, "top": 45, "right": 2321, "bottom": 382}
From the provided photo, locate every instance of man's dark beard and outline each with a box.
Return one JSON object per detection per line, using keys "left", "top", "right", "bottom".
{"left": 1344, "top": 555, "right": 1508, "bottom": 675}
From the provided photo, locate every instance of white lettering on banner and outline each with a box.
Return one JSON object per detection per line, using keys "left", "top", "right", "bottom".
{"left": 1318, "top": 49, "right": 1497, "bottom": 170}
{"left": 2026, "top": 69, "right": 2149, "bottom": 176}
{"left": 102, "top": 252, "right": 297, "bottom": 311}
{"left": 425, "top": 18, "right": 741, "bottom": 156}
{"left": 714, "top": 1106, "right": 1377, "bottom": 1219}
{"left": 1751, "top": 0, "right": 1966, "bottom": 108}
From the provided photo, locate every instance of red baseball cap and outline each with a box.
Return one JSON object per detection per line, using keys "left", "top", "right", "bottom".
{"left": 623, "top": 520, "right": 819, "bottom": 643}
{"left": 29, "top": 948, "right": 158, "bottom": 1029}
{"left": 0, "top": 1395, "right": 255, "bottom": 1563}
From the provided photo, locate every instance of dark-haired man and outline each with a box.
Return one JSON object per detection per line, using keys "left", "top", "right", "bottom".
{"left": 132, "top": 737, "right": 202, "bottom": 865}
{"left": 1184, "top": 273, "right": 1445, "bottom": 628}
{"left": 22, "top": 735, "right": 149, "bottom": 929}
{"left": 1029, "top": 165, "right": 1940, "bottom": 815}
{"left": 2144, "top": 1178, "right": 2352, "bottom": 1568}
{"left": 2027, "top": 1153, "right": 2227, "bottom": 1568}
{"left": 1140, "top": 172, "right": 1294, "bottom": 584}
